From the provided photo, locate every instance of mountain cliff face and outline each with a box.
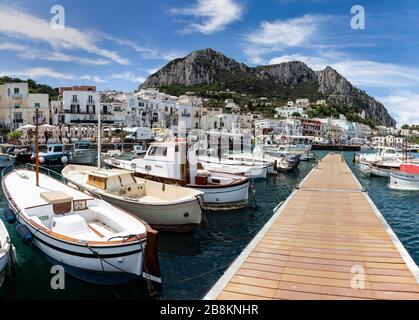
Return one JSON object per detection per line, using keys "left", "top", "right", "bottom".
{"left": 140, "top": 48, "right": 396, "bottom": 127}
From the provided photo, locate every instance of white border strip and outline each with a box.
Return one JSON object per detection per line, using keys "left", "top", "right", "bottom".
{"left": 203, "top": 156, "right": 323, "bottom": 300}
{"left": 346, "top": 160, "right": 419, "bottom": 283}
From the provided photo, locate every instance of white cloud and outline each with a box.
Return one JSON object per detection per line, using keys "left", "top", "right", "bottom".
{"left": 0, "top": 68, "right": 108, "bottom": 84}
{"left": 0, "top": 6, "right": 129, "bottom": 65}
{"left": 172, "top": 0, "right": 244, "bottom": 34}
{"left": 380, "top": 92, "right": 419, "bottom": 126}
{"left": 1, "top": 68, "right": 76, "bottom": 80}
{"left": 246, "top": 15, "right": 320, "bottom": 47}
{"left": 244, "top": 15, "right": 326, "bottom": 64}
{"left": 329, "top": 60, "right": 419, "bottom": 88}
{"left": 110, "top": 72, "right": 146, "bottom": 84}
{"left": 0, "top": 41, "right": 111, "bottom": 65}
{"left": 102, "top": 35, "right": 184, "bottom": 61}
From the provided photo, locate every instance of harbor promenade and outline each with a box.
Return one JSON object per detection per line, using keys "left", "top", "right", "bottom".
{"left": 204, "top": 153, "right": 419, "bottom": 300}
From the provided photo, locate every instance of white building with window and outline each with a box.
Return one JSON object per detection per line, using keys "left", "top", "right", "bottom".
{"left": 0, "top": 82, "right": 49, "bottom": 129}
{"left": 52, "top": 90, "right": 115, "bottom": 125}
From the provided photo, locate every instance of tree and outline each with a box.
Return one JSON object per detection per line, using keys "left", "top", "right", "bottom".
{"left": 7, "top": 130, "right": 22, "bottom": 141}
{"left": 291, "top": 112, "right": 302, "bottom": 117}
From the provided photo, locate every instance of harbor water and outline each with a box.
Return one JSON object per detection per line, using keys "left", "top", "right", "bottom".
{"left": 0, "top": 151, "right": 418, "bottom": 300}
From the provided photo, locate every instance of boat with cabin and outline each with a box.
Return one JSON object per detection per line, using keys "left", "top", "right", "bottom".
{"left": 370, "top": 160, "right": 403, "bottom": 177}
{"left": 69, "top": 142, "right": 97, "bottom": 165}
{"left": 389, "top": 163, "right": 419, "bottom": 191}
{"left": 32, "top": 144, "right": 70, "bottom": 165}
{"left": 62, "top": 165, "right": 204, "bottom": 233}
{"left": 104, "top": 141, "right": 250, "bottom": 210}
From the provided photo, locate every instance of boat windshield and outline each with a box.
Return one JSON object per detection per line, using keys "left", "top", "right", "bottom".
{"left": 147, "top": 146, "right": 167, "bottom": 157}
{"left": 76, "top": 143, "right": 91, "bottom": 150}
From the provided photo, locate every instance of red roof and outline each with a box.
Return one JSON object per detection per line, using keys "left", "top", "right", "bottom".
{"left": 400, "top": 164, "right": 419, "bottom": 174}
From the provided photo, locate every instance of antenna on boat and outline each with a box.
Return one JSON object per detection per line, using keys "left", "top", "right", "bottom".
{"left": 96, "top": 92, "right": 101, "bottom": 169}
{"left": 35, "top": 103, "right": 40, "bottom": 186}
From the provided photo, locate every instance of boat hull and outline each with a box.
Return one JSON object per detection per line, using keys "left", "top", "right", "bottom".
{"left": 0, "top": 155, "right": 15, "bottom": 169}
{"left": 11, "top": 211, "right": 147, "bottom": 285}
{"left": 0, "top": 221, "right": 11, "bottom": 273}
{"left": 389, "top": 171, "right": 419, "bottom": 191}
{"left": 70, "top": 150, "right": 97, "bottom": 165}
{"left": 189, "top": 180, "right": 249, "bottom": 210}
{"left": 370, "top": 166, "right": 392, "bottom": 177}
{"left": 98, "top": 193, "right": 202, "bottom": 233}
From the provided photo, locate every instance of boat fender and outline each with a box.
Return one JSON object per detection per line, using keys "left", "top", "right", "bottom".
{"left": 16, "top": 224, "right": 33, "bottom": 244}
{"left": 39, "top": 157, "right": 45, "bottom": 164}
{"left": 61, "top": 156, "right": 68, "bottom": 164}
{"left": 3, "top": 208, "right": 16, "bottom": 224}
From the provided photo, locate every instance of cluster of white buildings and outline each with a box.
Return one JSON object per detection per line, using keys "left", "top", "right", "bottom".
{"left": 1, "top": 82, "right": 416, "bottom": 148}
{"left": 51, "top": 88, "right": 256, "bottom": 132}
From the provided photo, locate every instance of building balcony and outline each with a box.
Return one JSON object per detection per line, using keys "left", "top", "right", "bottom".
{"left": 11, "top": 94, "right": 23, "bottom": 99}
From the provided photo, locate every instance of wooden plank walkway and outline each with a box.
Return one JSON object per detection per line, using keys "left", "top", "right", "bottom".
{"left": 204, "top": 153, "right": 419, "bottom": 300}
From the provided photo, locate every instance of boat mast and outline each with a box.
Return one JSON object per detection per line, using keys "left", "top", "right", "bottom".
{"left": 97, "top": 93, "right": 101, "bottom": 169}
{"left": 35, "top": 103, "right": 40, "bottom": 186}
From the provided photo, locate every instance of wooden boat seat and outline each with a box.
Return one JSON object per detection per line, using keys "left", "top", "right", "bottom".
{"left": 41, "top": 191, "right": 73, "bottom": 204}
{"left": 41, "top": 191, "right": 73, "bottom": 214}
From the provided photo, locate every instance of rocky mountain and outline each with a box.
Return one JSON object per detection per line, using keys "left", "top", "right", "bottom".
{"left": 140, "top": 48, "right": 396, "bottom": 127}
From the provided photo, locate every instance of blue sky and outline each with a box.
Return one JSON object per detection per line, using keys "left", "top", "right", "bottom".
{"left": 0, "top": 0, "right": 418, "bottom": 125}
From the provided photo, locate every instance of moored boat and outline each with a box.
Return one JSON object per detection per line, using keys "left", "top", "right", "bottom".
{"left": 32, "top": 144, "right": 70, "bottom": 165}
{"left": 69, "top": 142, "right": 97, "bottom": 165}
{"left": 389, "top": 163, "right": 419, "bottom": 191}
{"left": 0, "top": 218, "right": 14, "bottom": 274}
{"left": 370, "top": 160, "right": 403, "bottom": 177}
{"left": 0, "top": 154, "right": 16, "bottom": 169}
{"left": 197, "top": 155, "right": 272, "bottom": 180}
{"left": 104, "top": 141, "right": 250, "bottom": 210}
{"left": 2, "top": 167, "right": 161, "bottom": 285}
{"left": 62, "top": 165, "right": 204, "bottom": 233}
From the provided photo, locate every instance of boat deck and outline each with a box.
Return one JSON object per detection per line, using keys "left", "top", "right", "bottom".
{"left": 204, "top": 153, "right": 419, "bottom": 300}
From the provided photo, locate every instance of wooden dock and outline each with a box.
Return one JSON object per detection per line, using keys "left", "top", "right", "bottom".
{"left": 204, "top": 153, "right": 419, "bottom": 300}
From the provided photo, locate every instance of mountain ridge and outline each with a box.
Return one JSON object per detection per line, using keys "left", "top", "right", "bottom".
{"left": 140, "top": 48, "right": 396, "bottom": 127}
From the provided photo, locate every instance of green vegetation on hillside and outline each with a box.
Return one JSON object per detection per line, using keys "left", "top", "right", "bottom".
{"left": 0, "top": 76, "right": 59, "bottom": 98}
{"left": 308, "top": 104, "right": 379, "bottom": 128}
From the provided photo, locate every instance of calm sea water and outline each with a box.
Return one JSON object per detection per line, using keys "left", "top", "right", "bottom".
{"left": 0, "top": 151, "right": 418, "bottom": 300}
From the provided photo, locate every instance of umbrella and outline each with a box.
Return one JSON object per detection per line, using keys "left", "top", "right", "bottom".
{"left": 16, "top": 124, "right": 36, "bottom": 131}
{"left": 41, "top": 124, "right": 56, "bottom": 130}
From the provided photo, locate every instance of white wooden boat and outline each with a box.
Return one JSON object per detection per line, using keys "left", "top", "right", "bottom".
{"left": 389, "top": 164, "right": 419, "bottom": 191}
{"left": 2, "top": 168, "right": 161, "bottom": 285}
{"left": 358, "top": 147, "right": 411, "bottom": 164}
{"left": 104, "top": 141, "right": 249, "bottom": 210}
{"left": 0, "top": 219, "right": 13, "bottom": 274}
{"left": 197, "top": 155, "right": 272, "bottom": 180}
{"left": 227, "top": 147, "right": 300, "bottom": 172}
{"left": 370, "top": 160, "right": 403, "bottom": 177}
{"left": 62, "top": 165, "right": 204, "bottom": 233}
{"left": 264, "top": 144, "right": 315, "bottom": 161}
